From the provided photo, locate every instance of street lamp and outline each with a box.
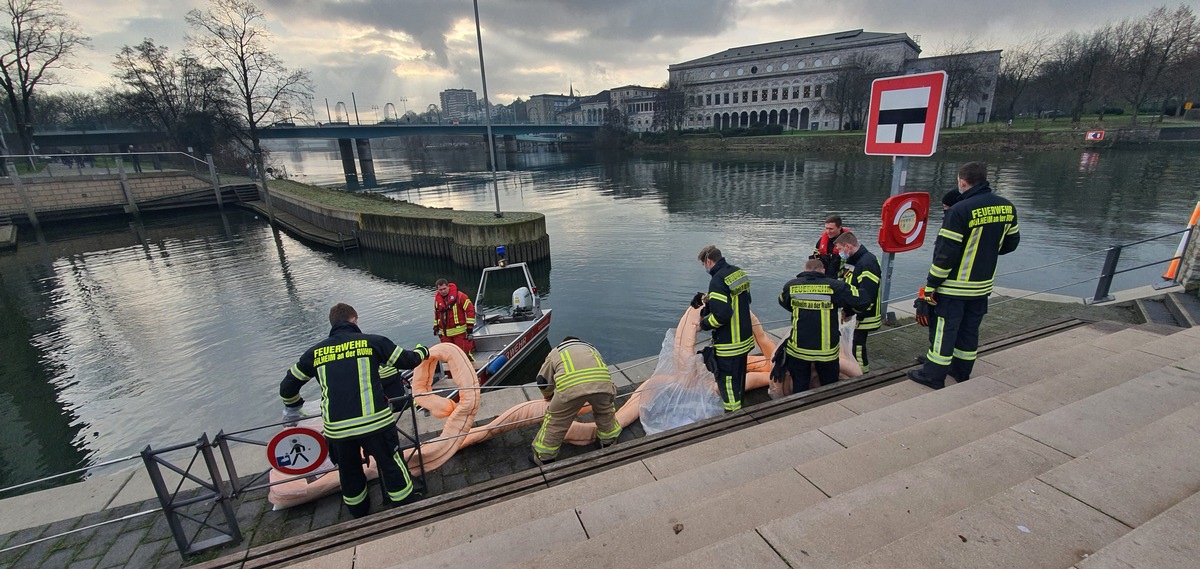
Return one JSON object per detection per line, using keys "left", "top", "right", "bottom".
{"left": 398, "top": 97, "right": 408, "bottom": 115}
{"left": 473, "top": 0, "right": 502, "bottom": 218}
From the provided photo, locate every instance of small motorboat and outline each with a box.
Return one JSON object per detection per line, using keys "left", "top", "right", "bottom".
{"left": 468, "top": 254, "right": 552, "bottom": 386}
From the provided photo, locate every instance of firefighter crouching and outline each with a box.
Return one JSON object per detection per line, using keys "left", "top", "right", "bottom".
{"left": 530, "top": 337, "right": 621, "bottom": 466}
{"left": 280, "top": 302, "right": 428, "bottom": 518}
{"left": 778, "top": 258, "right": 870, "bottom": 392}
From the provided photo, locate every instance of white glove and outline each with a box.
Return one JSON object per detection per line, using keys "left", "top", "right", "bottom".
{"left": 282, "top": 405, "right": 304, "bottom": 427}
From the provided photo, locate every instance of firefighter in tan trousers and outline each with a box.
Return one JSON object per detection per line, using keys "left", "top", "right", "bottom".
{"left": 530, "top": 337, "right": 622, "bottom": 466}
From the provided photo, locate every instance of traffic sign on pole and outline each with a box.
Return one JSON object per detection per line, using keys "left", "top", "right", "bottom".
{"left": 865, "top": 71, "right": 948, "bottom": 157}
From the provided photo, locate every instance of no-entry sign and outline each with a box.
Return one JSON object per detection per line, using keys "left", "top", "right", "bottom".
{"left": 267, "top": 426, "right": 328, "bottom": 476}
{"left": 865, "top": 71, "right": 948, "bottom": 157}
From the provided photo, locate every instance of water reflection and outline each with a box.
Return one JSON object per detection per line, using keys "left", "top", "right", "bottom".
{"left": 1, "top": 147, "right": 1197, "bottom": 488}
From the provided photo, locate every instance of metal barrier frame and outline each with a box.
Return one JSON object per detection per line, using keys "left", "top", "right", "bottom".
{"left": 141, "top": 433, "right": 241, "bottom": 557}
{"left": 1087, "top": 225, "right": 1194, "bottom": 304}
{"left": 139, "top": 395, "right": 426, "bottom": 560}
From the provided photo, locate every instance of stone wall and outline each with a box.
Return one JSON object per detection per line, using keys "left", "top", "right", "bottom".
{"left": 267, "top": 191, "right": 551, "bottom": 268}
{"left": 0, "top": 172, "right": 211, "bottom": 216}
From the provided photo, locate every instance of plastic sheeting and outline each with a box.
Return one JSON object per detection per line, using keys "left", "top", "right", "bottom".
{"left": 638, "top": 328, "right": 724, "bottom": 435}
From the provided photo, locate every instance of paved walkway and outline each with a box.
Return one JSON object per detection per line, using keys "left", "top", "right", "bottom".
{"left": 0, "top": 293, "right": 1139, "bottom": 568}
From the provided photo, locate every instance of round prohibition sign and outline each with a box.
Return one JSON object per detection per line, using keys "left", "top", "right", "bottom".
{"left": 267, "top": 426, "right": 328, "bottom": 476}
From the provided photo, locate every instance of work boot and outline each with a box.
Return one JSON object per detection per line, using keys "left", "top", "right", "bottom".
{"left": 598, "top": 437, "right": 616, "bottom": 450}
{"left": 528, "top": 453, "right": 555, "bottom": 467}
{"left": 907, "top": 369, "right": 945, "bottom": 390}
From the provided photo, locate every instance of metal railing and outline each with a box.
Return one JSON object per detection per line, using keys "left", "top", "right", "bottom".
{"left": 1087, "top": 225, "right": 1195, "bottom": 304}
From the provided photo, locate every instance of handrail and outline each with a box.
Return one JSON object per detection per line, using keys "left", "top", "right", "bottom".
{"left": 1089, "top": 224, "right": 1195, "bottom": 303}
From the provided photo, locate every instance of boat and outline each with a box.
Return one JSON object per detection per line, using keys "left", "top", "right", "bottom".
{"left": 467, "top": 254, "right": 552, "bottom": 385}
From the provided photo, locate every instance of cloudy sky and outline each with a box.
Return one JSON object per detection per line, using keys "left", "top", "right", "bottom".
{"left": 63, "top": 0, "right": 1167, "bottom": 118}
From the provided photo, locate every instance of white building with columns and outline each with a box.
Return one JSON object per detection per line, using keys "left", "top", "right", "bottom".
{"left": 669, "top": 29, "right": 998, "bottom": 131}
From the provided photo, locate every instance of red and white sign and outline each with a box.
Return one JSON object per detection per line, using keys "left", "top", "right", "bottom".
{"left": 878, "top": 192, "right": 931, "bottom": 253}
{"left": 865, "top": 71, "right": 948, "bottom": 157}
{"left": 1085, "top": 130, "right": 1105, "bottom": 141}
{"left": 267, "top": 426, "right": 328, "bottom": 476}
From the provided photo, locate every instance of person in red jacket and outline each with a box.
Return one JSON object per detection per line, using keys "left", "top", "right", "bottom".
{"left": 434, "top": 278, "right": 476, "bottom": 358}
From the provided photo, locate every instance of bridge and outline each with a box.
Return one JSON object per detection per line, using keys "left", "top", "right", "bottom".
{"left": 257, "top": 122, "right": 600, "bottom": 139}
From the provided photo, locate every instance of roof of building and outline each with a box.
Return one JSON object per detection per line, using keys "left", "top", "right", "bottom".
{"left": 671, "top": 29, "right": 918, "bottom": 69}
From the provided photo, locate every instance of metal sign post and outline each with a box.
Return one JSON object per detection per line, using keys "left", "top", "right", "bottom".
{"left": 864, "top": 71, "right": 948, "bottom": 320}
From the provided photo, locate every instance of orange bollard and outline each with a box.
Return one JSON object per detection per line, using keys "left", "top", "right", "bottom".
{"left": 1163, "top": 201, "right": 1200, "bottom": 281}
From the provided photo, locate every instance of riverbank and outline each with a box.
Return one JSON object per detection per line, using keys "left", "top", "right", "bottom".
{"left": 258, "top": 180, "right": 551, "bottom": 268}
{"left": 631, "top": 122, "right": 1200, "bottom": 155}
{"left": 0, "top": 290, "right": 1144, "bottom": 568}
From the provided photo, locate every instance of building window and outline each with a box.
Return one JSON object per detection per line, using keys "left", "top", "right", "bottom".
{"left": 709, "top": 71, "right": 717, "bottom": 79}
{"left": 733, "top": 92, "right": 739, "bottom": 104}
{"left": 782, "top": 88, "right": 788, "bottom": 100}
{"left": 761, "top": 89, "right": 768, "bottom": 101}
{"left": 723, "top": 69, "right": 730, "bottom": 77}
{"left": 803, "top": 86, "right": 811, "bottom": 98}
{"left": 766, "top": 64, "right": 774, "bottom": 72}
{"left": 781, "top": 63, "right": 789, "bottom": 70}
{"left": 742, "top": 90, "right": 749, "bottom": 102}
{"left": 750, "top": 65, "right": 758, "bottom": 74}
{"left": 706, "top": 94, "right": 712, "bottom": 105}
{"left": 814, "top": 85, "right": 822, "bottom": 97}
{"left": 798, "top": 61, "right": 805, "bottom": 69}
{"left": 771, "top": 88, "right": 778, "bottom": 101}
{"left": 831, "top": 56, "right": 840, "bottom": 65}
{"left": 814, "top": 58, "right": 822, "bottom": 67}
{"left": 792, "top": 87, "right": 800, "bottom": 99}
{"left": 982, "top": 94, "right": 989, "bottom": 101}
{"left": 737, "top": 67, "right": 745, "bottom": 76}
{"left": 752, "top": 90, "right": 758, "bottom": 102}
{"left": 723, "top": 92, "right": 729, "bottom": 104}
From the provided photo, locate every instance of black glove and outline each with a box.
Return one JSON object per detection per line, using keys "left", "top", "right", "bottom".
{"left": 698, "top": 346, "right": 717, "bottom": 374}
{"left": 769, "top": 343, "right": 788, "bottom": 382}
{"left": 413, "top": 344, "right": 429, "bottom": 360}
{"left": 465, "top": 326, "right": 474, "bottom": 340}
{"left": 690, "top": 292, "right": 705, "bottom": 309}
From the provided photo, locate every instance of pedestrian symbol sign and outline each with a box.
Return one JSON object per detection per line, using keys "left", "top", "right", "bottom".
{"left": 864, "top": 71, "right": 948, "bottom": 157}
{"left": 267, "top": 426, "right": 328, "bottom": 476}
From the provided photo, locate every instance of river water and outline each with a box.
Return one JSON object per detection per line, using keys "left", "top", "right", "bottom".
{"left": 2, "top": 145, "right": 1196, "bottom": 490}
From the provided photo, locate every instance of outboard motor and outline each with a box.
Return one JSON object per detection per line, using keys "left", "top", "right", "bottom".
{"left": 512, "top": 286, "right": 534, "bottom": 320}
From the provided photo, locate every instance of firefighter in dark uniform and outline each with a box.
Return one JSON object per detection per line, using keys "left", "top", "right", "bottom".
{"left": 694, "top": 245, "right": 754, "bottom": 412}
{"left": 779, "top": 258, "right": 870, "bottom": 391}
{"left": 910, "top": 162, "right": 1020, "bottom": 389}
{"left": 833, "top": 232, "right": 882, "bottom": 373}
{"left": 279, "top": 303, "right": 429, "bottom": 518}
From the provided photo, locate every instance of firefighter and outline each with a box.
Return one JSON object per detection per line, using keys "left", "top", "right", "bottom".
{"left": 530, "top": 337, "right": 621, "bottom": 465}
{"left": 694, "top": 244, "right": 754, "bottom": 412}
{"left": 910, "top": 162, "right": 1020, "bottom": 389}
{"left": 280, "top": 303, "right": 429, "bottom": 518}
{"left": 811, "top": 214, "right": 853, "bottom": 277}
{"left": 833, "top": 231, "right": 882, "bottom": 373}
{"left": 779, "top": 258, "right": 871, "bottom": 391}
{"left": 434, "top": 278, "right": 476, "bottom": 358}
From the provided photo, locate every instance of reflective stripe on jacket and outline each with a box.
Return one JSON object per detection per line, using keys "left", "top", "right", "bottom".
{"left": 779, "top": 271, "right": 869, "bottom": 361}
{"left": 434, "top": 283, "right": 476, "bottom": 336}
{"left": 701, "top": 258, "right": 754, "bottom": 357}
{"left": 927, "top": 183, "right": 1020, "bottom": 297}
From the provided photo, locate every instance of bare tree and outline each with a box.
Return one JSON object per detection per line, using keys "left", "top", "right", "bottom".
{"left": 1044, "top": 28, "right": 1113, "bottom": 122}
{"left": 651, "top": 77, "right": 691, "bottom": 133}
{"left": 34, "top": 90, "right": 119, "bottom": 128}
{"left": 995, "top": 33, "right": 1051, "bottom": 121}
{"left": 822, "top": 52, "right": 885, "bottom": 130}
{"left": 112, "top": 39, "right": 238, "bottom": 152}
{"left": 0, "top": 0, "right": 89, "bottom": 154}
{"left": 1110, "top": 5, "right": 1199, "bottom": 125}
{"left": 185, "top": 0, "right": 312, "bottom": 156}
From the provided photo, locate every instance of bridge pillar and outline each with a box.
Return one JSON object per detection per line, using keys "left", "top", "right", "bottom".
{"left": 337, "top": 138, "right": 359, "bottom": 190}
{"left": 355, "top": 138, "right": 377, "bottom": 188}
{"left": 502, "top": 134, "right": 517, "bottom": 154}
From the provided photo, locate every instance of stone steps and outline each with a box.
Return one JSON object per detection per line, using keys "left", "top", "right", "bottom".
{"left": 360, "top": 322, "right": 1168, "bottom": 568}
